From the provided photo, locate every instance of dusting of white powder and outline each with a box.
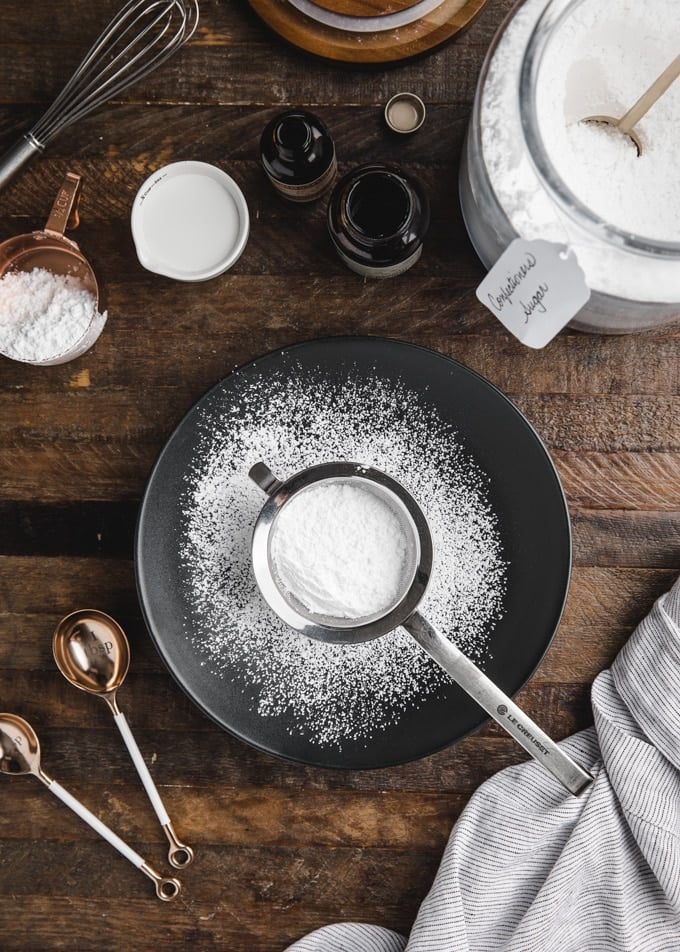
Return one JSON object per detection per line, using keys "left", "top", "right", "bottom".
{"left": 181, "top": 369, "right": 507, "bottom": 749}
{"left": 271, "top": 481, "right": 410, "bottom": 619}
{"left": 0, "top": 267, "right": 102, "bottom": 362}
{"left": 536, "top": 0, "right": 680, "bottom": 241}
{"left": 480, "top": 0, "right": 680, "bottom": 301}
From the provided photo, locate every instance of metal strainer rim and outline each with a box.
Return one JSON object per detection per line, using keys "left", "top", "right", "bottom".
{"left": 250, "top": 461, "right": 433, "bottom": 645}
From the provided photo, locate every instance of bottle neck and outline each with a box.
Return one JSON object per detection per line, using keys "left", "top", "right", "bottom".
{"left": 274, "top": 116, "right": 313, "bottom": 161}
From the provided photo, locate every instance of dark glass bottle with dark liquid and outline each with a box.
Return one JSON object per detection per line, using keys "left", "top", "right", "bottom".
{"left": 327, "top": 164, "right": 430, "bottom": 277}
{"left": 260, "top": 110, "right": 337, "bottom": 203}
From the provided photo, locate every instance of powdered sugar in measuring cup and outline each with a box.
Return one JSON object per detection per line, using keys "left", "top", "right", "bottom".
{"left": 0, "top": 267, "right": 106, "bottom": 365}
{"left": 0, "top": 172, "right": 107, "bottom": 365}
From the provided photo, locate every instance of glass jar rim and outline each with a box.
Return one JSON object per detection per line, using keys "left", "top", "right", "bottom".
{"left": 345, "top": 170, "right": 413, "bottom": 241}
{"left": 519, "top": 0, "right": 680, "bottom": 259}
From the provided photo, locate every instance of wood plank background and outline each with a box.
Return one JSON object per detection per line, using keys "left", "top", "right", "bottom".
{"left": 1, "top": 0, "right": 679, "bottom": 949}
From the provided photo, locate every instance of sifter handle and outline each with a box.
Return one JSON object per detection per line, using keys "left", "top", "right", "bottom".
{"left": 249, "top": 462, "right": 283, "bottom": 496}
{"left": 404, "top": 611, "right": 593, "bottom": 797}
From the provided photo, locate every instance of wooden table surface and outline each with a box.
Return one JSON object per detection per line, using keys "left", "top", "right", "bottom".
{"left": 1, "top": 1, "right": 679, "bottom": 949}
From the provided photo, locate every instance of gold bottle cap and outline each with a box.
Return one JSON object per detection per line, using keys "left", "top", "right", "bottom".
{"left": 384, "top": 93, "right": 426, "bottom": 134}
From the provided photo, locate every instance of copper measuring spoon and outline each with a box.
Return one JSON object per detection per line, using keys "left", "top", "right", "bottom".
{"left": 53, "top": 610, "right": 194, "bottom": 869}
{"left": 0, "top": 713, "right": 181, "bottom": 901}
{"left": 584, "top": 54, "right": 680, "bottom": 156}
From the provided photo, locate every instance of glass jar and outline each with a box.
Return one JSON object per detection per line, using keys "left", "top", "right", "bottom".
{"left": 260, "top": 109, "right": 337, "bottom": 203}
{"left": 459, "top": 0, "right": 680, "bottom": 334}
{"left": 327, "top": 164, "right": 430, "bottom": 278}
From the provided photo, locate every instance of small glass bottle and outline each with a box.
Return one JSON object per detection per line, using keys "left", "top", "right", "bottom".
{"left": 327, "top": 164, "right": 430, "bottom": 278}
{"left": 260, "top": 110, "right": 337, "bottom": 203}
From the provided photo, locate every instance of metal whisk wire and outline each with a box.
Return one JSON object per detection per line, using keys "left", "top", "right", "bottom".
{"left": 33, "top": 0, "right": 199, "bottom": 143}
{"left": 0, "top": 0, "right": 200, "bottom": 191}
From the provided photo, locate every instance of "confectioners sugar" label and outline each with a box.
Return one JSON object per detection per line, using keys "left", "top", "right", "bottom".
{"left": 476, "top": 239, "right": 591, "bottom": 348}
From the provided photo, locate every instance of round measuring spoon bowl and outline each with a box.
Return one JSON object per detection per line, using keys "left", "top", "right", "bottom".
{"left": 53, "top": 609, "right": 130, "bottom": 715}
{"left": 580, "top": 116, "right": 642, "bottom": 156}
{"left": 582, "top": 54, "right": 680, "bottom": 159}
{"left": 0, "top": 172, "right": 106, "bottom": 365}
{"left": 0, "top": 713, "right": 43, "bottom": 778}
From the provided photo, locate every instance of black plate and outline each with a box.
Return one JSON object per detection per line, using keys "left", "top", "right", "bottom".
{"left": 135, "top": 338, "right": 571, "bottom": 769}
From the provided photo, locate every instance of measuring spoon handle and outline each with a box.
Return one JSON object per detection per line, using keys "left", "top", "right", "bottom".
{"left": 404, "top": 612, "right": 592, "bottom": 797}
{"left": 43, "top": 778, "right": 181, "bottom": 900}
{"left": 113, "top": 710, "right": 194, "bottom": 869}
{"left": 619, "top": 54, "right": 680, "bottom": 133}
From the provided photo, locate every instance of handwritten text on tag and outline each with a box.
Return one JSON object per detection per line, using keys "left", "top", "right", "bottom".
{"left": 476, "top": 239, "right": 590, "bottom": 348}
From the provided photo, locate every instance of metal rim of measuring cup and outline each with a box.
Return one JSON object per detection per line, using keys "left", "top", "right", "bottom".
{"left": 249, "top": 461, "right": 433, "bottom": 645}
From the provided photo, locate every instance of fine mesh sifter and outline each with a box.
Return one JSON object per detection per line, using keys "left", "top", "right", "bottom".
{"left": 250, "top": 460, "right": 592, "bottom": 797}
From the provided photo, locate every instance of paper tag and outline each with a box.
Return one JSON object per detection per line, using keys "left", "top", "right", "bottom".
{"left": 476, "top": 239, "right": 591, "bottom": 349}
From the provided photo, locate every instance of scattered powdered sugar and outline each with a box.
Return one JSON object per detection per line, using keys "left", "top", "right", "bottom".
{"left": 181, "top": 368, "right": 507, "bottom": 748}
{"left": 0, "top": 267, "right": 105, "bottom": 363}
{"left": 271, "top": 481, "right": 411, "bottom": 620}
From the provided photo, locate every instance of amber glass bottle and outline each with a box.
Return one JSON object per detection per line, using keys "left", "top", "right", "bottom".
{"left": 327, "top": 164, "right": 430, "bottom": 278}
{"left": 260, "top": 110, "right": 337, "bottom": 203}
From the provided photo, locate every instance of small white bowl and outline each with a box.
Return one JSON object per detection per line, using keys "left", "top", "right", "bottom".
{"left": 131, "top": 161, "right": 250, "bottom": 282}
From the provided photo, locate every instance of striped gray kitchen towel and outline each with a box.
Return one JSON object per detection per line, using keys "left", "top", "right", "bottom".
{"left": 285, "top": 576, "right": 680, "bottom": 952}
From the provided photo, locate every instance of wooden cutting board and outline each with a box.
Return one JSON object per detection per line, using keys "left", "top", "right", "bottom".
{"left": 248, "top": 0, "right": 489, "bottom": 64}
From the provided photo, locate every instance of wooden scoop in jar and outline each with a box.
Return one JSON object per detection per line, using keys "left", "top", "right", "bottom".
{"left": 583, "top": 54, "right": 680, "bottom": 155}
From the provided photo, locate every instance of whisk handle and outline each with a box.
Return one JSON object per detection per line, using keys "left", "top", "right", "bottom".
{"left": 0, "top": 134, "right": 43, "bottom": 192}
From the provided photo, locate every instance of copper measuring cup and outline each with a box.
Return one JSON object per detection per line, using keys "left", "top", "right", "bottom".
{"left": 0, "top": 172, "right": 104, "bottom": 365}
{"left": 0, "top": 171, "right": 97, "bottom": 290}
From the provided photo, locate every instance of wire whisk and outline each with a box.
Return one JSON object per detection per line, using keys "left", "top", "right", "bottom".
{"left": 0, "top": 0, "right": 200, "bottom": 192}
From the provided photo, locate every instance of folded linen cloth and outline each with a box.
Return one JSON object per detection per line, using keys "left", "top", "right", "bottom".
{"left": 286, "top": 577, "right": 680, "bottom": 952}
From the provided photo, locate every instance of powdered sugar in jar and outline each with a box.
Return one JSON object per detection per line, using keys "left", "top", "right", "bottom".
{"left": 460, "top": 0, "right": 680, "bottom": 334}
